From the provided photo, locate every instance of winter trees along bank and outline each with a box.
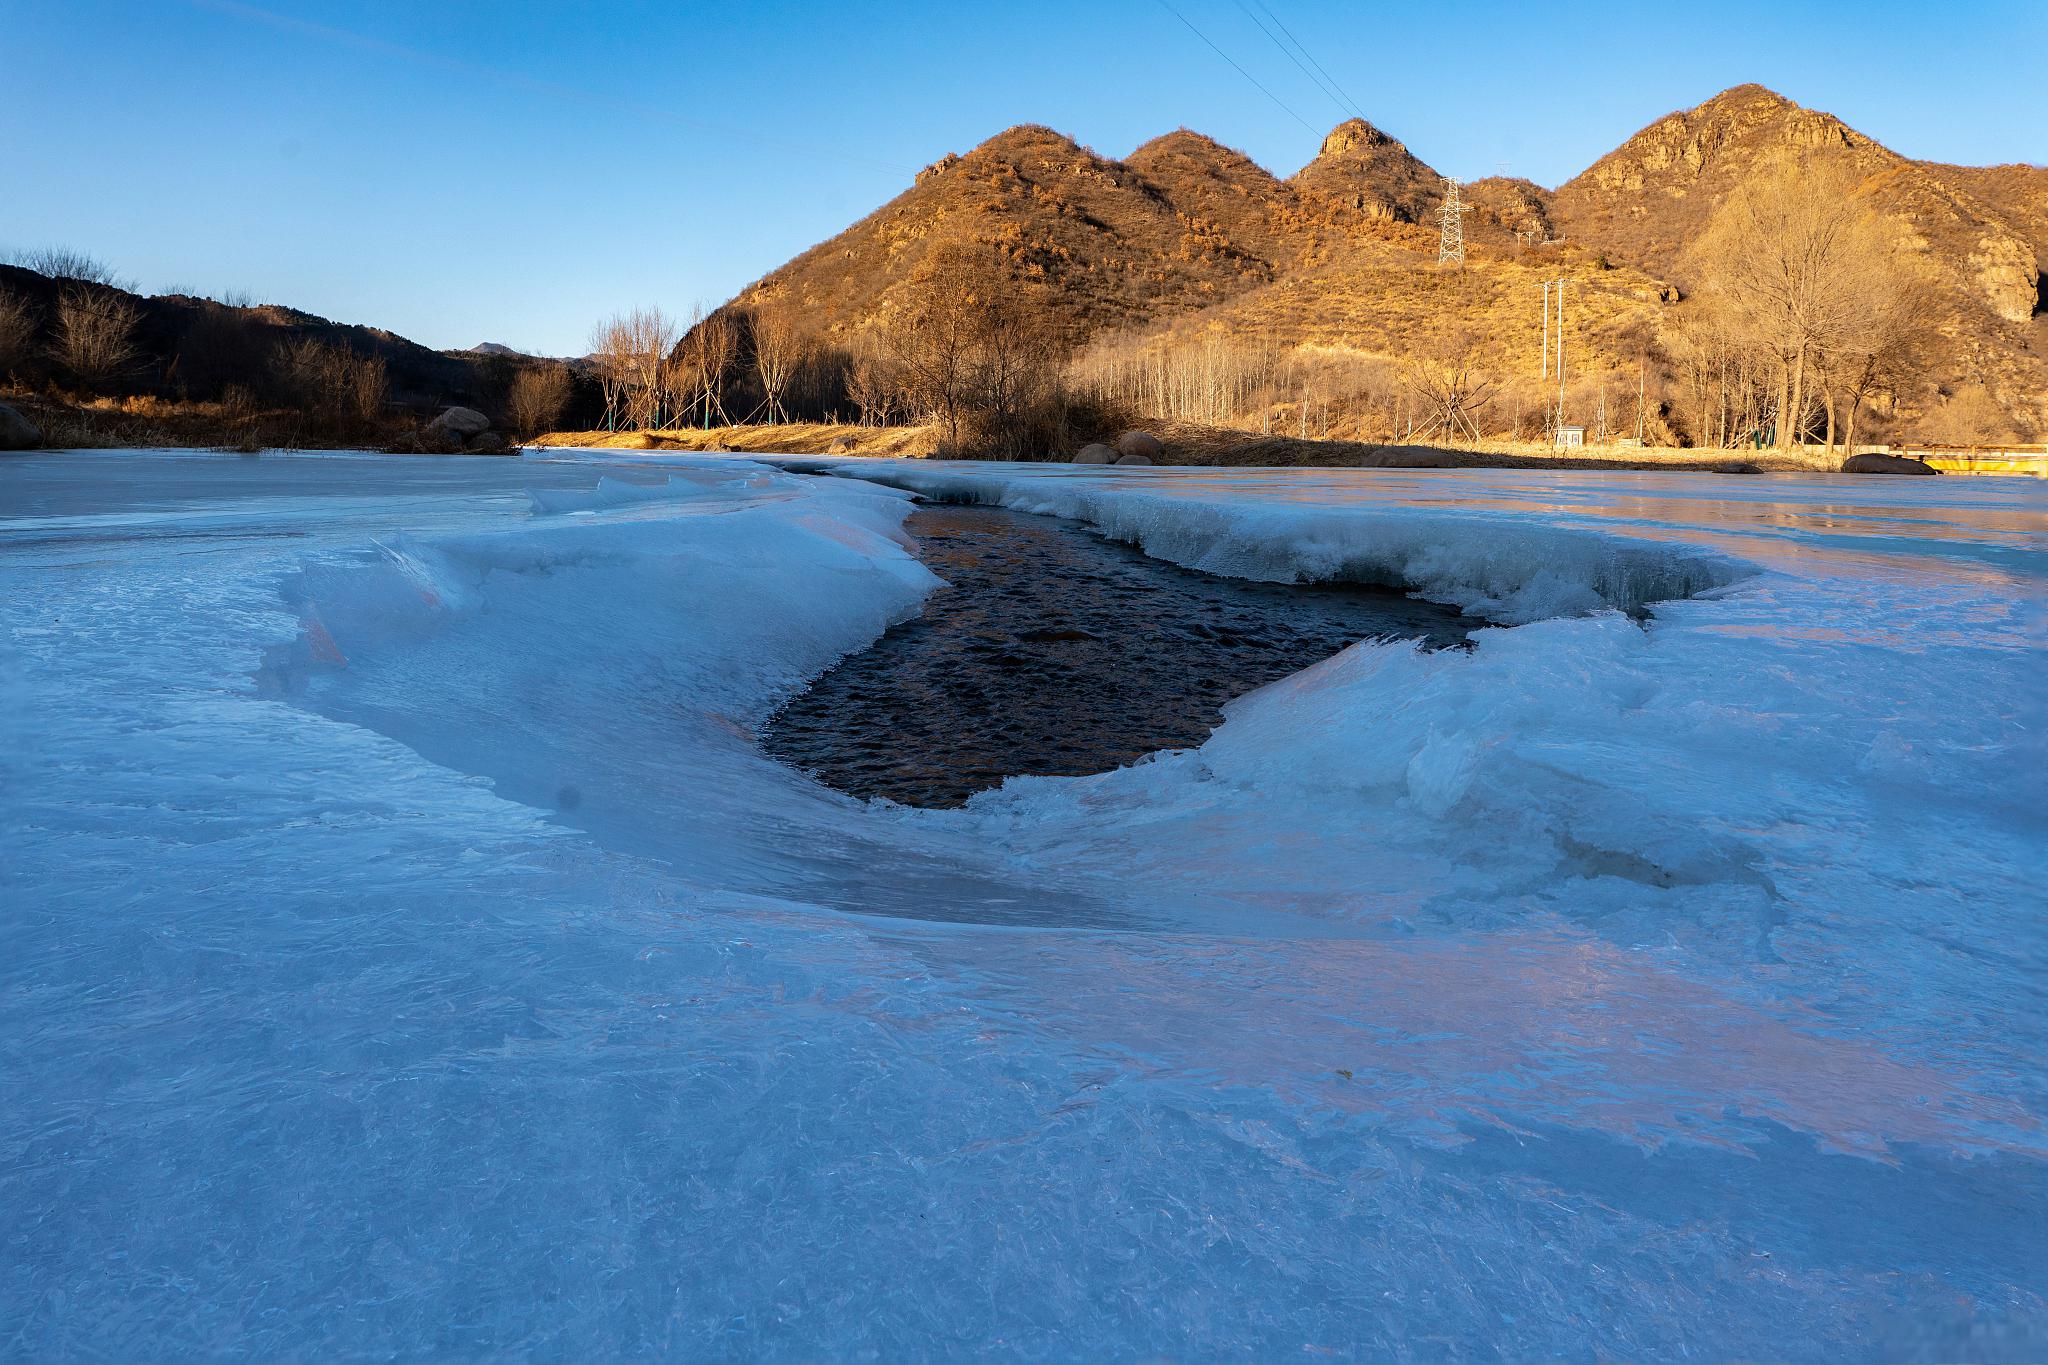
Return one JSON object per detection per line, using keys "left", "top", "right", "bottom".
{"left": 586, "top": 303, "right": 809, "bottom": 432}
{"left": 587, "top": 307, "right": 684, "bottom": 431}
{"left": 1694, "top": 160, "right": 1923, "bottom": 451}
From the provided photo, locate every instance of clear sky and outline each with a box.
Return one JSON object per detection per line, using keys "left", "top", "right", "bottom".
{"left": 6, "top": 0, "right": 2043, "bottom": 355}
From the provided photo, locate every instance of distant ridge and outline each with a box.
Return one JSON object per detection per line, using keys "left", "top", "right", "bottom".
{"left": 716, "top": 85, "right": 2047, "bottom": 439}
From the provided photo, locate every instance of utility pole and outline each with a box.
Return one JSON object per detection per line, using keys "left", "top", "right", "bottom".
{"left": 1436, "top": 177, "right": 1471, "bottom": 267}
{"left": 1540, "top": 278, "right": 1568, "bottom": 438}
{"left": 1637, "top": 345, "right": 1647, "bottom": 442}
{"left": 1554, "top": 278, "right": 1567, "bottom": 436}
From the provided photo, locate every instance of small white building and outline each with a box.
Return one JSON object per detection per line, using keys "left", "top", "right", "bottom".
{"left": 1555, "top": 425, "right": 1585, "bottom": 450}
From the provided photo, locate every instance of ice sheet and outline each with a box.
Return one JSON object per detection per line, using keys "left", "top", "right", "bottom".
{"left": 3, "top": 449, "right": 2044, "bottom": 1358}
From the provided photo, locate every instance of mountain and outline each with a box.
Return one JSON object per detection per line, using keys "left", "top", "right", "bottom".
{"left": 731, "top": 123, "right": 1283, "bottom": 341}
{"left": 0, "top": 265, "right": 573, "bottom": 423}
{"left": 1287, "top": 118, "right": 1443, "bottom": 224}
{"left": 1548, "top": 84, "right": 2043, "bottom": 327}
{"left": 712, "top": 85, "right": 2047, "bottom": 443}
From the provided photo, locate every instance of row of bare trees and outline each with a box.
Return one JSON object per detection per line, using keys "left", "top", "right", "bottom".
{"left": 586, "top": 302, "right": 819, "bottom": 433}
{"left": 271, "top": 337, "right": 387, "bottom": 430}
{"left": 570, "top": 167, "right": 1932, "bottom": 457}
{"left": 1685, "top": 161, "right": 1922, "bottom": 450}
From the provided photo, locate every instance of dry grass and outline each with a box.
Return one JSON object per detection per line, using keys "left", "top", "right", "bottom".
{"left": 534, "top": 417, "right": 1837, "bottom": 473}
{"left": 2, "top": 389, "right": 405, "bottom": 452}
{"left": 532, "top": 422, "right": 940, "bottom": 458}
{"left": 1147, "top": 421, "right": 1836, "bottom": 471}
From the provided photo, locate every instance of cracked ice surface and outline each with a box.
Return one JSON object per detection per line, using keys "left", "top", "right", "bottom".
{"left": 3, "top": 449, "right": 2044, "bottom": 1358}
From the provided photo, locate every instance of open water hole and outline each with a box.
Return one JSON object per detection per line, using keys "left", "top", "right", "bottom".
{"left": 761, "top": 500, "right": 1475, "bottom": 807}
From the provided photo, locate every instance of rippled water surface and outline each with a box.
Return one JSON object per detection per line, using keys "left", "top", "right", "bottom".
{"left": 762, "top": 501, "right": 1474, "bottom": 806}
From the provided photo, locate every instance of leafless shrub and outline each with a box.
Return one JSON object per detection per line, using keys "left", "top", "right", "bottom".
{"left": 52, "top": 286, "right": 142, "bottom": 387}
{"left": 177, "top": 305, "right": 271, "bottom": 400}
{"left": 846, "top": 329, "right": 903, "bottom": 427}
{"left": 895, "top": 244, "right": 1068, "bottom": 456}
{"left": 0, "top": 287, "right": 37, "bottom": 380}
{"left": 508, "top": 364, "right": 572, "bottom": 436}
{"left": 1402, "top": 332, "right": 1497, "bottom": 442}
{"left": 272, "top": 338, "right": 387, "bottom": 431}
{"left": 7, "top": 246, "right": 129, "bottom": 288}
{"left": 1920, "top": 384, "right": 2021, "bottom": 446}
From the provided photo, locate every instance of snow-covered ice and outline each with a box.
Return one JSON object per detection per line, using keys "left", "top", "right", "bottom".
{"left": 3, "top": 448, "right": 2043, "bottom": 1358}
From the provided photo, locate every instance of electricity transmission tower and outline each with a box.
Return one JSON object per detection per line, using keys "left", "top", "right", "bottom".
{"left": 1436, "top": 177, "right": 1471, "bottom": 266}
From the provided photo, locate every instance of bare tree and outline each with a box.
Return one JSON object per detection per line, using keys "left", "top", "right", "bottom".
{"left": 1823, "top": 278, "right": 1923, "bottom": 452}
{"left": 895, "top": 248, "right": 986, "bottom": 449}
{"left": 52, "top": 285, "right": 142, "bottom": 388}
{"left": 845, "top": 327, "right": 901, "bottom": 427}
{"left": 8, "top": 247, "right": 128, "bottom": 288}
{"left": 272, "top": 338, "right": 386, "bottom": 431}
{"left": 971, "top": 274, "right": 1062, "bottom": 441}
{"left": 1402, "top": 332, "right": 1497, "bottom": 443}
{"left": 620, "top": 307, "right": 681, "bottom": 429}
{"left": 0, "top": 287, "right": 36, "bottom": 380}
{"left": 509, "top": 364, "right": 572, "bottom": 437}
{"left": 587, "top": 314, "right": 635, "bottom": 430}
{"left": 1697, "top": 160, "right": 1900, "bottom": 450}
{"left": 677, "top": 308, "right": 739, "bottom": 429}
{"left": 750, "top": 307, "right": 806, "bottom": 425}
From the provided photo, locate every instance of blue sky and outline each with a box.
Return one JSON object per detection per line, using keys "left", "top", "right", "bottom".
{"left": 5, "top": 0, "right": 2042, "bottom": 355}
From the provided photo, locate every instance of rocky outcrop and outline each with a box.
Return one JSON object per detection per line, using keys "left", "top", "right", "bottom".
{"left": 1288, "top": 117, "right": 1441, "bottom": 223}
{"left": 0, "top": 403, "right": 42, "bottom": 451}
{"left": 1969, "top": 234, "right": 2042, "bottom": 325}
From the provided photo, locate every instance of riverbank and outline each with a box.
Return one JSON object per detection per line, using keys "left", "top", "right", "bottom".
{"left": 533, "top": 419, "right": 1847, "bottom": 472}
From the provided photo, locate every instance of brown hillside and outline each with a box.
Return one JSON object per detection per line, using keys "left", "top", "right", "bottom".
{"left": 1122, "top": 128, "right": 1300, "bottom": 270}
{"left": 732, "top": 124, "right": 1280, "bottom": 341}
{"left": 1927, "top": 162, "right": 2048, "bottom": 263}
{"left": 1287, "top": 119, "right": 1443, "bottom": 224}
{"left": 706, "top": 86, "right": 2043, "bottom": 443}
{"left": 1550, "top": 84, "right": 2043, "bottom": 324}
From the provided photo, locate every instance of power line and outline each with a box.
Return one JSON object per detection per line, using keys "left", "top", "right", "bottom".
{"left": 1245, "top": 0, "right": 1369, "bottom": 124}
{"left": 190, "top": 0, "right": 921, "bottom": 179}
{"left": 1153, "top": 0, "right": 1320, "bottom": 136}
{"left": 1231, "top": 0, "right": 1355, "bottom": 122}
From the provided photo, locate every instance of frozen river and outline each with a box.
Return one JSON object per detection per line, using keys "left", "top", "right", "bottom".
{"left": 762, "top": 500, "right": 1473, "bottom": 807}
{"left": 3, "top": 448, "right": 2044, "bottom": 1357}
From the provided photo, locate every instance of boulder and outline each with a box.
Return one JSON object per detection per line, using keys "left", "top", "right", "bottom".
{"left": 1115, "top": 430, "right": 1163, "bottom": 462}
{"left": 0, "top": 403, "right": 41, "bottom": 451}
{"left": 427, "top": 406, "right": 491, "bottom": 438}
{"left": 1842, "top": 452, "right": 1937, "bottom": 476}
{"left": 1113, "top": 452, "right": 1153, "bottom": 466}
{"left": 466, "top": 431, "right": 507, "bottom": 453}
{"left": 1073, "top": 443, "right": 1117, "bottom": 464}
{"left": 416, "top": 424, "right": 465, "bottom": 454}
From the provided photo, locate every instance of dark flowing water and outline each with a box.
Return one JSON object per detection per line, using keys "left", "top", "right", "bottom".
{"left": 761, "top": 502, "right": 1474, "bottom": 807}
